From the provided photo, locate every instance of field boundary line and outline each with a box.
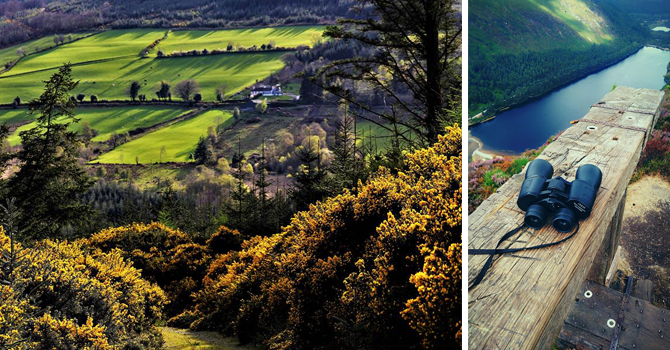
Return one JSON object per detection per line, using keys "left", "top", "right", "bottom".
{"left": 0, "top": 31, "right": 105, "bottom": 76}
{"left": 0, "top": 53, "right": 137, "bottom": 79}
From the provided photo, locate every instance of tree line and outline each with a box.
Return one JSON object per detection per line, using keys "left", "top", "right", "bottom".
{"left": 0, "top": 0, "right": 358, "bottom": 50}
{"left": 469, "top": 0, "right": 650, "bottom": 117}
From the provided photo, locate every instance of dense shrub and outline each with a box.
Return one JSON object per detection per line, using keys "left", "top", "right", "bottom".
{"left": 81, "top": 222, "right": 211, "bottom": 317}
{"left": 468, "top": 131, "right": 563, "bottom": 213}
{"left": 177, "top": 126, "right": 462, "bottom": 349}
{"left": 634, "top": 88, "right": 670, "bottom": 181}
{"left": 0, "top": 228, "right": 166, "bottom": 349}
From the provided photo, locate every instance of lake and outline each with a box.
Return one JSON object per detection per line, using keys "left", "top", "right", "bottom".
{"left": 470, "top": 47, "right": 670, "bottom": 155}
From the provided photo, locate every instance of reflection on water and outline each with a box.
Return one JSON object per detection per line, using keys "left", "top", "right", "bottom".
{"left": 470, "top": 47, "right": 670, "bottom": 154}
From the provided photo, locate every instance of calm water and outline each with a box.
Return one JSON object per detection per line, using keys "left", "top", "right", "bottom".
{"left": 470, "top": 47, "right": 670, "bottom": 154}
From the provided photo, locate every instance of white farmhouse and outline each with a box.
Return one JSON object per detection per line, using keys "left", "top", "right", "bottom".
{"left": 250, "top": 84, "right": 282, "bottom": 98}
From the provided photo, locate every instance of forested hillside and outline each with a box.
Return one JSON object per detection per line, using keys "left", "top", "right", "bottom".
{"left": 469, "top": 0, "right": 649, "bottom": 118}
{"left": 0, "top": 0, "right": 356, "bottom": 48}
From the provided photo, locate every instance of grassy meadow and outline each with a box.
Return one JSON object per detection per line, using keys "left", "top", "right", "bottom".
{"left": 158, "top": 25, "right": 326, "bottom": 54}
{"left": 4, "top": 29, "right": 167, "bottom": 76}
{"left": 0, "top": 108, "right": 33, "bottom": 126}
{"left": 0, "top": 52, "right": 287, "bottom": 103}
{"left": 0, "top": 32, "right": 95, "bottom": 68}
{"left": 0, "top": 26, "right": 324, "bottom": 103}
{"left": 3, "top": 106, "right": 191, "bottom": 145}
{"left": 94, "top": 109, "right": 233, "bottom": 164}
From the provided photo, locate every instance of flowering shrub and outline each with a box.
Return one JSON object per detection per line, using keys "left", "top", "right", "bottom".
{"left": 177, "top": 126, "right": 462, "bottom": 349}
{"left": 81, "top": 222, "right": 211, "bottom": 317}
{"left": 468, "top": 131, "right": 565, "bottom": 213}
{"left": 635, "top": 89, "right": 670, "bottom": 181}
{"left": 0, "top": 228, "right": 166, "bottom": 349}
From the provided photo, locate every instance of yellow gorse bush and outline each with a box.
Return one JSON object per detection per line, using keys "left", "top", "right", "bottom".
{"left": 180, "top": 126, "right": 462, "bottom": 349}
{"left": 81, "top": 222, "right": 213, "bottom": 318}
{"left": 0, "top": 227, "right": 166, "bottom": 349}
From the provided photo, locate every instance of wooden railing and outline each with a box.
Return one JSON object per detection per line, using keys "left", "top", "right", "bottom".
{"left": 468, "top": 87, "right": 665, "bottom": 350}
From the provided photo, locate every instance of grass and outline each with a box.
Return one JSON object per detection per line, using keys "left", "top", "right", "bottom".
{"left": 0, "top": 108, "right": 33, "bottom": 126}
{"left": 356, "top": 120, "right": 400, "bottom": 152}
{"left": 160, "top": 327, "right": 258, "bottom": 350}
{"left": 4, "top": 29, "right": 167, "bottom": 76}
{"left": 4, "top": 106, "right": 191, "bottom": 145}
{"left": 158, "top": 26, "right": 326, "bottom": 54}
{"left": 0, "top": 51, "right": 288, "bottom": 103}
{"left": 94, "top": 109, "right": 233, "bottom": 164}
{"left": 0, "top": 26, "right": 325, "bottom": 104}
{"left": 218, "top": 112, "right": 299, "bottom": 158}
{"left": 469, "top": 0, "right": 613, "bottom": 56}
{"left": 0, "top": 32, "right": 94, "bottom": 68}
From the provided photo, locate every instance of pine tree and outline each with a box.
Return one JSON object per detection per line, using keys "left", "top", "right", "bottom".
{"left": 330, "top": 100, "right": 366, "bottom": 192}
{"left": 194, "top": 136, "right": 214, "bottom": 165}
{"left": 228, "top": 138, "right": 248, "bottom": 229}
{"left": 292, "top": 136, "right": 327, "bottom": 211}
{"left": 7, "top": 64, "right": 93, "bottom": 239}
{"left": 255, "top": 140, "right": 271, "bottom": 209}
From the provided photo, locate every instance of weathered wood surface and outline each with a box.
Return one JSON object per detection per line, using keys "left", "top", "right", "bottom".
{"left": 633, "top": 280, "right": 655, "bottom": 303}
{"left": 587, "top": 190, "right": 626, "bottom": 285}
{"left": 556, "top": 281, "right": 669, "bottom": 349}
{"left": 605, "top": 245, "right": 622, "bottom": 287}
{"left": 468, "top": 87, "right": 665, "bottom": 350}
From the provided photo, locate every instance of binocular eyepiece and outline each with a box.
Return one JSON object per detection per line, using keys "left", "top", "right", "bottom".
{"left": 517, "top": 159, "right": 602, "bottom": 232}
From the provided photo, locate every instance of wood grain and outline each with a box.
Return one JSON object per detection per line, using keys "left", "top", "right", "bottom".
{"left": 556, "top": 281, "right": 670, "bottom": 350}
{"left": 468, "top": 87, "right": 665, "bottom": 350}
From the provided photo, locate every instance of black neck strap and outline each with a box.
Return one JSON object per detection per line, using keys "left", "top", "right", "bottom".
{"left": 468, "top": 222, "right": 580, "bottom": 290}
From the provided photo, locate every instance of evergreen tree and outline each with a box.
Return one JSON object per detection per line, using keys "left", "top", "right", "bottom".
{"left": 292, "top": 136, "right": 327, "bottom": 211}
{"left": 330, "top": 100, "right": 365, "bottom": 192}
{"left": 227, "top": 138, "right": 248, "bottom": 229}
{"left": 255, "top": 140, "right": 271, "bottom": 209}
{"left": 317, "top": 0, "right": 461, "bottom": 145}
{"left": 7, "top": 64, "right": 93, "bottom": 239}
{"left": 194, "top": 136, "right": 214, "bottom": 165}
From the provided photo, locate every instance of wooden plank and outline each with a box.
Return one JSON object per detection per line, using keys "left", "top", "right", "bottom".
{"left": 557, "top": 281, "right": 670, "bottom": 349}
{"left": 605, "top": 245, "right": 622, "bottom": 287}
{"left": 468, "top": 87, "right": 665, "bottom": 350}
{"left": 587, "top": 190, "right": 627, "bottom": 284}
{"left": 633, "top": 280, "right": 655, "bottom": 303}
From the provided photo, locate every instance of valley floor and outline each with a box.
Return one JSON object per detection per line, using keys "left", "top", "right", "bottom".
{"left": 161, "top": 327, "right": 259, "bottom": 350}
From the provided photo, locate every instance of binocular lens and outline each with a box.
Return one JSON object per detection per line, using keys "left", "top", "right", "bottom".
{"left": 524, "top": 204, "right": 547, "bottom": 230}
{"left": 552, "top": 208, "right": 576, "bottom": 233}
{"left": 517, "top": 159, "right": 554, "bottom": 211}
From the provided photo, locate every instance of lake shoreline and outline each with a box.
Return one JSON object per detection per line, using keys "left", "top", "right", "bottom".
{"left": 470, "top": 46, "right": 670, "bottom": 154}
{"left": 468, "top": 130, "right": 515, "bottom": 162}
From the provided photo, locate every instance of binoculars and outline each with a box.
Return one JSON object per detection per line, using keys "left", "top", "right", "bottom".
{"left": 517, "top": 159, "right": 602, "bottom": 232}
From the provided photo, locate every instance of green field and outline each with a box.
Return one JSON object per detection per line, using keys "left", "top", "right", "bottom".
{"left": 4, "top": 29, "right": 166, "bottom": 76}
{"left": 95, "top": 109, "right": 233, "bottom": 164}
{"left": 158, "top": 26, "right": 326, "bottom": 54}
{"left": 0, "top": 26, "right": 323, "bottom": 104}
{"left": 4, "top": 106, "right": 191, "bottom": 145}
{"left": 0, "top": 32, "right": 95, "bottom": 69}
{"left": 0, "top": 108, "right": 33, "bottom": 126}
{"left": 356, "top": 121, "right": 399, "bottom": 152}
{"left": 470, "top": 0, "right": 613, "bottom": 56}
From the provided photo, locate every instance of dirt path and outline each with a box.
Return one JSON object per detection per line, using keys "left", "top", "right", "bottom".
{"left": 160, "top": 327, "right": 258, "bottom": 350}
{"left": 616, "top": 175, "right": 670, "bottom": 307}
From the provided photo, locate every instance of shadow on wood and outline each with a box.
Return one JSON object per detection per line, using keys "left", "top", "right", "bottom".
{"left": 468, "top": 87, "right": 665, "bottom": 350}
{"left": 557, "top": 281, "right": 669, "bottom": 349}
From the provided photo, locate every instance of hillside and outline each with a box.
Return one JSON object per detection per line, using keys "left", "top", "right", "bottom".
{"left": 470, "top": 0, "right": 614, "bottom": 56}
{"left": 0, "top": 0, "right": 354, "bottom": 49}
{"left": 469, "top": 0, "right": 649, "bottom": 118}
